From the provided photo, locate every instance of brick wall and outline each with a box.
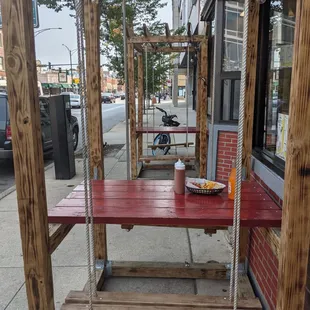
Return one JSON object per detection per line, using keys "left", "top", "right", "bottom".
{"left": 216, "top": 131, "right": 237, "bottom": 180}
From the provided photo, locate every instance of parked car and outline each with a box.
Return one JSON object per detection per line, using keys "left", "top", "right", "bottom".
{"left": 0, "top": 94, "right": 79, "bottom": 159}
{"left": 120, "top": 93, "right": 125, "bottom": 100}
{"left": 101, "top": 92, "right": 115, "bottom": 103}
{"left": 60, "top": 92, "right": 81, "bottom": 108}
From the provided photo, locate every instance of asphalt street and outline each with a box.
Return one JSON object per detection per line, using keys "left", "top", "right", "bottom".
{"left": 0, "top": 101, "right": 126, "bottom": 194}
{"left": 72, "top": 101, "right": 126, "bottom": 153}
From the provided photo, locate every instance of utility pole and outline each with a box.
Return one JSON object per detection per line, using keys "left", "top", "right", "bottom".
{"left": 62, "top": 44, "right": 77, "bottom": 83}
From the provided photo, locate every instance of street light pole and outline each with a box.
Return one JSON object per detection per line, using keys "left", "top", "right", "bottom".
{"left": 62, "top": 44, "right": 77, "bottom": 83}
{"left": 34, "top": 27, "right": 62, "bottom": 37}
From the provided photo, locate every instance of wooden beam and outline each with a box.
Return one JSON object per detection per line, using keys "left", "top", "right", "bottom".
{"left": 139, "top": 155, "right": 195, "bottom": 162}
{"left": 64, "top": 291, "right": 262, "bottom": 309}
{"left": 259, "top": 228, "right": 280, "bottom": 258}
{"left": 242, "top": 0, "right": 260, "bottom": 180}
{"left": 83, "top": 269, "right": 105, "bottom": 292}
{"left": 277, "top": 0, "right": 310, "bottom": 308}
{"left": 147, "top": 46, "right": 196, "bottom": 53}
{"left": 49, "top": 224, "right": 74, "bottom": 254}
{"left": 148, "top": 142, "right": 194, "bottom": 149}
{"left": 84, "top": 0, "right": 107, "bottom": 260}
{"left": 143, "top": 23, "right": 156, "bottom": 49}
{"left": 137, "top": 55, "right": 144, "bottom": 159}
{"left": 199, "top": 38, "right": 208, "bottom": 178}
{"left": 109, "top": 261, "right": 227, "bottom": 280}
{"left": 129, "top": 35, "right": 205, "bottom": 44}
{"left": 195, "top": 48, "right": 201, "bottom": 163}
{"left": 127, "top": 25, "right": 143, "bottom": 53}
{"left": 2, "top": 0, "right": 55, "bottom": 308}
{"left": 128, "top": 43, "right": 137, "bottom": 179}
{"left": 165, "top": 23, "right": 172, "bottom": 47}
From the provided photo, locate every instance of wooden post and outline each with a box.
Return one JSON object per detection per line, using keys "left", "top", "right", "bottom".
{"left": 199, "top": 38, "right": 208, "bottom": 178}
{"left": 84, "top": 0, "right": 107, "bottom": 260}
{"left": 239, "top": 0, "right": 260, "bottom": 263}
{"left": 195, "top": 51, "right": 201, "bottom": 163}
{"left": 2, "top": 0, "right": 55, "bottom": 308}
{"left": 138, "top": 55, "right": 144, "bottom": 158}
{"left": 242, "top": 0, "right": 260, "bottom": 180}
{"left": 128, "top": 43, "right": 137, "bottom": 179}
{"left": 277, "top": 0, "right": 310, "bottom": 308}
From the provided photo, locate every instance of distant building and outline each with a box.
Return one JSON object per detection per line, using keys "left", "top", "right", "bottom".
{"left": 100, "top": 69, "right": 125, "bottom": 93}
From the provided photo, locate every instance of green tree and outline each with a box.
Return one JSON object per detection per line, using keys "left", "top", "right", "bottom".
{"left": 38, "top": 0, "right": 177, "bottom": 93}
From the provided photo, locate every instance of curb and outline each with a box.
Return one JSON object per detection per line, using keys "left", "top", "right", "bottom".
{"left": 0, "top": 162, "right": 55, "bottom": 201}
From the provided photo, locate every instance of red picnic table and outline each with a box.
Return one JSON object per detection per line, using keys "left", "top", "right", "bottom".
{"left": 48, "top": 180, "right": 282, "bottom": 228}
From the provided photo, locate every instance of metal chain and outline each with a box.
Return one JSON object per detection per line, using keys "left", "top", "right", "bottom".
{"left": 145, "top": 45, "right": 149, "bottom": 156}
{"left": 229, "top": 0, "right": 249, "bottom": 308}
{"left": 75, "top": 0, "right": 96, "bottom": 307}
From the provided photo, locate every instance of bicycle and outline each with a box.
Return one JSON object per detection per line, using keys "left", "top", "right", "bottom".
{"left": 152, "top": 107, "right": 180, "bottom": 156}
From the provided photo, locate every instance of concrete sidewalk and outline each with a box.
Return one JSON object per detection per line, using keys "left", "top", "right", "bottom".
{"left": 0, "top": 102, "right": 232, "bottom": 309}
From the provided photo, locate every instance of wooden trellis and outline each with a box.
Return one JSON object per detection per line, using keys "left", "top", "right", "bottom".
{"left": 126, "top": 24, "right": 208, "bottom": 179}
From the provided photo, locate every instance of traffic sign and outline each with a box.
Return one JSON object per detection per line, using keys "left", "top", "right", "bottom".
{"left": 0, "top": 0, "right": 39, "bottom": 29}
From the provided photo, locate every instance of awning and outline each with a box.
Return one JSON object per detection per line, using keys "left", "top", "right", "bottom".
{"left": 61, "top": 83, "right": 72, "bottom": 88}
{"left": 49, "top": 83, "right": 62, "bottom": 88}
{"left": 41, "top": 83, "right": 49, "bottom": 89}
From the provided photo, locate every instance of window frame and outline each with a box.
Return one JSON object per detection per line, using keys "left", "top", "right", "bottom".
{"left": 0, "top": 56, "right": 4, "bottom": 71}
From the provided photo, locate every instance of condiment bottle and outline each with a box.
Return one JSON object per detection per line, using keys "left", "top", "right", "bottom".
{"left": 228, "top": 159, "right": 236, "bottom": 200}
{"left": 174, "top": 159, "right": 185, "bottom": 194}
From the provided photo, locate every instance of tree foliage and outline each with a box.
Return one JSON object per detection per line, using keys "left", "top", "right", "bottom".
{"left": 38, "top": 0, "right": 181, "bottom": 94}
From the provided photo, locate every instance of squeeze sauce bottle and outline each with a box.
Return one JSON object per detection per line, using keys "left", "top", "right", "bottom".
{"left": 174, "top": 159, "right": 185, "bottom": 194}
{"left": 228, "top": 159, "right": 236, "bottom": 200}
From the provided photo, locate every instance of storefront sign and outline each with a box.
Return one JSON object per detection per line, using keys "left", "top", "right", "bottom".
{"left": 0, "top": 0, "right": 39, "bottom": 28}
{"left": 276, "top": 113, "right": 289, "bottom": 161}
{"left": 58, "top": 72, "right": 67, "bottom": 83}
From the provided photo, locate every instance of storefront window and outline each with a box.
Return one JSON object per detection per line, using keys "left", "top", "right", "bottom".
{"left": 222, "top": 0, "right": 244, "bottom": 71}
{"left": 264, "top": 0, "right": 296, "bottom": 162}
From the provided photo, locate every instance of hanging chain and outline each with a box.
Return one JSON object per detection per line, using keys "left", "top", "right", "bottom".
{"left": 75, "top": 0, "right": 97, "bottom": 307}
{"left": 229, "top": 0, "right": 249, "bottom": 308}
{"left": 145, "top": 45, "right": 149, "bottom": 156}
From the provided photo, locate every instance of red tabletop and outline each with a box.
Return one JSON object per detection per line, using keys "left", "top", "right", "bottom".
{"left": 48, "top": 180, "right": 282, "bottom": 228}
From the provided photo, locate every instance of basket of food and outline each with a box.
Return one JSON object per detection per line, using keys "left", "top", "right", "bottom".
{"left": 186, "top": 178, "right": 226, "bottom": 195}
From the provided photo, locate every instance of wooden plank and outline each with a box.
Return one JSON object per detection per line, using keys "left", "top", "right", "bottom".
{"left": 49, "top": 224, "right": 74, "bottom": 254}
{"left": 277, "top": 0, "right": 310, "bottom": 308}
{"left": 84, "top": 0, "right": 107, "bottom": 261}
{"left": 136, "top": 126, "right": 200, "bottom": 134}
{"left": 137, "top": 55, "right": 144, "bottom": 158}
{"left": 148, "top": 142, "right": 194, "bottom": 149}
{"left": 147, "top": 46, "right": 196, "bottom": 53}
{"left": 110, "top": 261, "right": 227, "bottom": 279}
{"left": 259, "top": 227, "right": 280, "bottom": 258}
{"left": 195, "top": 46, "right": 201, "bottom": 163}
{"left": 48, "top": 205, "right": 281, "bottom": 227}
{"left": 83, "top": 269, "right": 105, "bottom": 292}
{"left": 2, "top": 0, "right": 55, "bottom": 308}
{"left": 129, "top": 35, "right": 205, "bottom": 44}
{"left": 128, "top": 42, "right": 137, "bottom": 179}
{"left": 237, "top": 275, "right": 256, "bottom": 299}
{"left": 65, "top": 290, "right": 262, "bottom": 309}
{"left": 61, "top": 304, "right": 260, "bottom": 310}
{"left": 143, "top": 24, "right": 156, "bottom": 49}
{"left": 139, "top": 155, "right": 196, "bottom": 162}
{"left": 242, "top": 0, "right": 260, "bottom": 180}
{"left": 199, "top": 38, "right": 208, "bottom": 178}
{"left": 165, "top": 22, "right": 172, "bottom": 48}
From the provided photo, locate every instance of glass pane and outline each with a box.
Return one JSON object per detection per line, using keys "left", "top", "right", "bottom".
{"left": 264, "top": 0, "right": 296, "bottom": 161}
{"left": 222, "top": 0, "right": 244, "bottom": 71}
{"left": 0, "top": 97, "right": 7, "bottom": 130}
{"left": 222, "top": 80, "right": 232, "bottom": 121}
{"left": 233, "top": 79, "right": 240, "bottom": 119}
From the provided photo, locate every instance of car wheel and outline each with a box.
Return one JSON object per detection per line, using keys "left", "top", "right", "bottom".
{"left": 72, "top": 127, "right": 79, "bottom": 151}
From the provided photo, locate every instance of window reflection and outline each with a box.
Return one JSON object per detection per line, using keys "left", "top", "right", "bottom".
{"left": 264, "top": 0, "right": 296, "bottom": 161}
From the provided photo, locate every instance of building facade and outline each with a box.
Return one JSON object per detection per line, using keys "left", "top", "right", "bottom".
{"left": 0, "top": 30, "right": 6, "bottom": 87}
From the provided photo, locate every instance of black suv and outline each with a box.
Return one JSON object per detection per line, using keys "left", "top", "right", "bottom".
{"left": 0, "top": 93, "right": 79, "bottom": 159}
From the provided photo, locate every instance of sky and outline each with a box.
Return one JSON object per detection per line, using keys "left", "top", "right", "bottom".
{"left": 35, "top": 1, "right": 172, "bottom": 69}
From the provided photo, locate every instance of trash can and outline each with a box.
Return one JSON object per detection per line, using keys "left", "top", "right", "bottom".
{"left": 49, "top": 95, "right": 76, "bottom": 180}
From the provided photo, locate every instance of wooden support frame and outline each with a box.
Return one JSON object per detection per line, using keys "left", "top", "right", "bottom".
{"left": 277, "top": 0, "right": 310, "bottom": 308}
{"left": 49, "top": 224, "right": 74, "bottom": 254}
{"left": 128, "top": 43, "right": 137, "bottom": 179}
{"left": 84, "top": 0, "right": 107, "bottom": 260}
{"left": 129, "top": 35, "right": 205, "bottom": 44}
{"left": 2, "top": 0, "right": 55, "bottom": 308}
{"left": 137, "top": 55, "right": 144, "bottom": 158}
{"left": 199, "top": 38, "right": 208, "bottom": 178}
{"left": 143, "top": 23, "right": 156, "bottom": 50}
{"left": 147, "top": 46, "right": 196, "bottom": 53}
{"left": 165, "top": 23, "right": 172, "bottom": 48}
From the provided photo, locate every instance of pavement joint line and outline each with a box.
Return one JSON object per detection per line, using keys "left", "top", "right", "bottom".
{"left": 4, "top": 282, "right": 25, "bottom": 310}
{"left": 0, "top": 162, "right": 55, "bottom": 201}
{"left": 186, "top": 228, "right": 198, "bottom": 295}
